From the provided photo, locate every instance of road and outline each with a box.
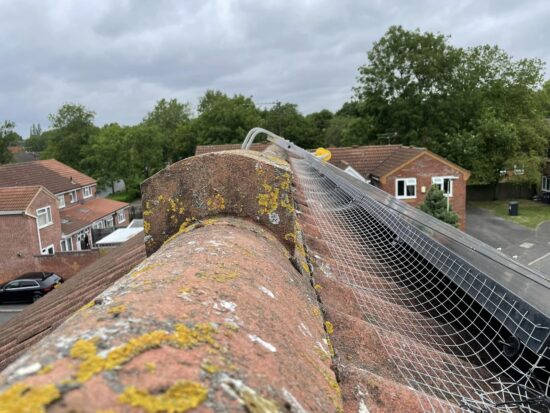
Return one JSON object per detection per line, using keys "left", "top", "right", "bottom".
{"left": 0, "top": 304, "right": 28, "bottom": 326}
{"left": 466, "top": 205, "right": 550, "bottom": 275}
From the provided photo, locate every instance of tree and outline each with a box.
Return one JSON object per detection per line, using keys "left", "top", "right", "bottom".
{"left": 354, "top": 26, "right": 550, "bottom": 186}
{"left": 126, "top": 123, "right": 164, "bottom": 188}
{"left": 0, "top": 121, "right": 16, "bottom": 164}
{"left": 419, "top": 185, "right": 459, "bottom": 227}
{"left": 143, "top": 98, "right": 194, "bottom": 162}
{"left": 192, "top": 90, "right": 263, "bottom": 145}
{"left": 82, "top": 123, "right": 129, "bottom": 193}
{"left": 43, "top": 103, "right": 98, "bottom": 170}
{"left": 262, "top": 102, "right": 320, "bottom": 148}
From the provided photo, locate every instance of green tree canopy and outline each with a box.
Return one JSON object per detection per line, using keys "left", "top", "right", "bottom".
{"left": 143, "top": 98, "right": 194, "bottom": 162}
{"left": 355, "top": 25, "right": 550, "bottom": 185}
{"left": 262, "top": 102, "right": 320, "bottom": 148}
{"left": 42, "top": 103, "right": 98, "bottom": 170}
{"left": 192, "top": 90, "right": 263, "bottom": 145}
{"left": 0, "top": 121, "right": 17, "bottom": 164}
{"left": 419, "top": 185, "right": 459, "bottom": 227}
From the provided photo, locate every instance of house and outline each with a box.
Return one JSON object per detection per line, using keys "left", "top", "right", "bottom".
{"left": 7, "top": 146, "right": 39, "bottom": 163}
{"left": 326, "top": 145, "right": 471, "bottom": 228}
{"left": 0, "top": 144, "right": 545, "bottom": 413}
{"left": 196, "top": 143, "right": 471, "bottom": 229}
{"left": 0, "top": 159, "right": 130, "bottom": 282}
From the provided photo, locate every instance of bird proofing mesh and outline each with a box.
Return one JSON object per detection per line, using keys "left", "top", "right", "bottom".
{"left": 274, "top": 139, "right": 549, "bottom": 413}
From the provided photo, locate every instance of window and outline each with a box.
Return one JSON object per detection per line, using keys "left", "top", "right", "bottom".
{"left": 105, "top": 217, "right": 114, "bottom": 228}
{"left": 20, "top": 280, "right": 39, "bottom": 288}
{"left": 70, "top": 190, "right": 78, "bottom": 203}
{"left": 36, "top": 207, "right": 53, "bottom": 228}
{"left": 83, "top": 186, "right": 92, "bottom": 198}
{"left": 396, "top": 178, "right": 416, "bottom": 199}
{"left": 41, "top": 244, "right": 54, "bottom": 255}
{"left": 93, "top": 221, "right": 103, "bottom": 229}
{"left": 117, "top": 210, "right": 126, "bottom": 224}
{"left": 432, "top": 177, "right": 455, "bottom": 197}
{"left": 543, "top": 176, "right": 550, "bottom": 192}
{"left": 5, "top": 281, "right": 21, "bottom": 289}
{"left": 57, "top": 195, "right": 65, "bottom": 208}
{"left": 60, "top": 238, "right": 73, "bottom": 252}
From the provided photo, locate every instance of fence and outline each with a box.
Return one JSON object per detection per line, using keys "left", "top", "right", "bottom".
{"left": 467, "top": 182, "right": 536, "bottom": 201}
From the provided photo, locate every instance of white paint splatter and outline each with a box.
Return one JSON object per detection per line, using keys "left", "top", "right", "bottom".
{"left": 282, "top": 388, "right": 308, "bottom": 413}
{"left": 219, "top": 300, "right": 237, "bottom": 312}
{"left": 207, "top": 239, "right": 224, "bottom": 247}
{"left": 248, "top": 334, "right": 277, "bottom": 352}
{"left": 258, "top": 286, "right": 275, "bottom": 298}
{"left": 268, "top": 212, "right": 280, "bottom": 224}
{"left": 15, "top": 362, "right": 41, "bottom": 377}
{"left": 358, "top": 399, "right": 370, "bottom": 413}
{"left": 298, "top": 322, "right": 312, "bottom": 337}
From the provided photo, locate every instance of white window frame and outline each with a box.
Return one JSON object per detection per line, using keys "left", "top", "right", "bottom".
{"left": 431, "top": 176, "right": 454, "bottom": 197}
{"left": 93, "top": 221, "right": 103, "bottom": 229}
{"left": 41, "top": 244, "right": 54, "bottom": 255}
{"left": 543, "top": 176, "right": 550, "bottom": 192}
{"left": 395, "top": 178, "right": 417, "bottom": 199}
{"left": 60, "top": 238, "right": 73, "bottom": 252}
{"left": 82, "top": 186, "right": 93, "bottom": 199}
{"left": 105, "top": 217, "right": 114, "bottom": 228}
{"left": 117, "top": 209, "right": 126, "bottom": 224}
{"left": 57, "top": 194, "right": 66, "bottom": 209}
{"left": 70, "top": 190, "right": 78, "bottom": 203}
{"left": 36, "top": 206, "right": 53, "bottom": 229}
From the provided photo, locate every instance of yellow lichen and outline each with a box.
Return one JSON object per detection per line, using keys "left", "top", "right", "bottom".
{"left": 206, "top": 193, "right": 226, "bottom": 212}
{"left": 143, "top": 210, "right": 153, "bottom": 217}
{"left": 314, "top": 284, "right": 322, "bottom": 291}
{"left": 143, "top": 220, "right": 151, "bottom": 234}
{"left": 70, "top": 323, "right": 218, "bottom": 383}
{"left": 280, "top": 173, "right": 291, "bottom": 191}
{"left": 325, "top": 321, "right": 334, "bottom": 335}
{"left": 312, "top": 306, "right": 321, "bottom": 317}
{"left": 119, "top": 381, "right": 208, "bottom": 413}
{"left": 201, "top": 360, "right": 222, "bottom": 374}
{"left": 280, "top": 193, "right": 294, "bottom": 213}
{"left": 326, "top": 336, "right": 336, "bottom": 357}
{"left": 37, "top": 364, "right": 53, "bottom": 375}
{"left": 314, "top": 346, "right": 330, "bottom": 361}
{"left": 0, "top": 383, "right": 60, "bottom": 413}
{"left": 78, "top": 300, "right": 95, "bottom": 312}
{"left": 257, "top": 182, "right": 279, "bottom": 215}
{"left": 107, "top": 305, "right": 126, "bottom": 316}
{"left": 238, "top": 387, "right": 279, "bottom": 413}
{"left": 145, "top": 362, "right": 157, "bottom": 372}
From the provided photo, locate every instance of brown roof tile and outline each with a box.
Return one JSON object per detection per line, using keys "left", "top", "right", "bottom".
{"left": 195, "top": 142, "right": 269, "bottom": 155}
{"left": 0, "top": 186, "right": 44, "bottom": 212}
{"left": 60, "top": 197, "right": 128, "bottom": 234}
{"left": 0, "top": 160, "right": 95, "bottom": 194}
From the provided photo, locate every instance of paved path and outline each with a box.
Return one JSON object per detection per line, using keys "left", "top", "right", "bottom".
{"left": 466, "top": 205, "right": 550, "bottom": 275}
{"left": 0, "top": 304, "right": 28, "bottom": 326}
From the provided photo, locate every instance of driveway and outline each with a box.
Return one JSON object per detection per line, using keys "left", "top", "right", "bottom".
{"left": 466, "top": 205, "right": 550, "bottom": 275}
{"left": 0, "top": 304, "right": 28, "bottom": 326}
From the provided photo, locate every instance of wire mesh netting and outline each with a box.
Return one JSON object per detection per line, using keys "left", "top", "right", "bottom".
{"left": 286, "top": 148, "right": 549, "bottom": 413}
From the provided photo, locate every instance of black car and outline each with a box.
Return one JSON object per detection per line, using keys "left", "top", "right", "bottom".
{"left": 0, "top": 272, "right": 63, "bottom": 304}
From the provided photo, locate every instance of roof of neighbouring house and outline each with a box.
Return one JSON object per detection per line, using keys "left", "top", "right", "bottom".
{"left": 195, "top": 142, "right": 270, "bottom": 155}
{"left": 0, "top": 234, "right": 146, "bottom": 372}
{"left": 0, "top": 185, "right": 55, "bottom": 213}
{"left": 0, "top": 159, "right": 96, "bottom": 194}
{"left": 96, "top": 227, "right": 144, "bottom": 245}
{"left": 60, "top": 197, "right": 129, "bottom": 235}
{"left": 327, "top": 144, "right": 470, "bottom": 179}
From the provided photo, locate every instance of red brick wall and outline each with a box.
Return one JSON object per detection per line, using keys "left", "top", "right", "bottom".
{"left": 380, "top": 153, "right": 468, "bottom": 229}
{"left": 116, "top": 208, "right": 130, "bottom": 227}
{"left": 0, "top": 215, "right": 39, "bottom": 283}
{"left": 35, "top": 250, "right": 100, "bottom": 280}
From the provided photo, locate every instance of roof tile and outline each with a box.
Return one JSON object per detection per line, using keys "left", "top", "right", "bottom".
{"left": 60, "top": 198, "right": 128, "bottom": 234}
{"left": 0, "top": 186, "right": 43, "bottom": 212}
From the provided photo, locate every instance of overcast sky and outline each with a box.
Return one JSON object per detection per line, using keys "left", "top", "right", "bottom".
{"left": 1, "top": 0, "right": 549, "bottom": 136}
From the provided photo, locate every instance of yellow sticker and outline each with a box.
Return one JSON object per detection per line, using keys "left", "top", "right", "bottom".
{"left": 314, "top": 147, "right": 332, "bottom": 161}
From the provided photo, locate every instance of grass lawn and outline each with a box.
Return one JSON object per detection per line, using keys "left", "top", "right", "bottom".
{"left": 108, "top": 190, "right": 140, "bottom": 203}
{"left": 471, "top": 199, "right": 550, "bottom": 229}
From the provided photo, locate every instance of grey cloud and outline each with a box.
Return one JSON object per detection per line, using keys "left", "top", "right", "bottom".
{"left": 0, "top": 0, "right": 548, "bottom": 136}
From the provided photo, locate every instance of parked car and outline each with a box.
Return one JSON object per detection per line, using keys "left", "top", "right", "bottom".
{"left": 0, "top": 272, "right": 64, "bottom": 304}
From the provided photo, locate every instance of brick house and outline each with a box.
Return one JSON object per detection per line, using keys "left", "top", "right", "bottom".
{"left": 0, "top": 160, "right": 130, "bottom": 281}
{"left": 328, "top": 145, "right": 471, "bottom": 229}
